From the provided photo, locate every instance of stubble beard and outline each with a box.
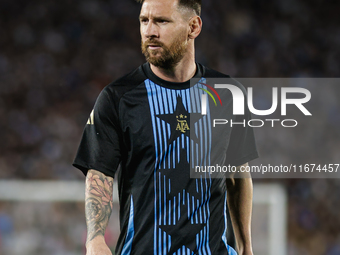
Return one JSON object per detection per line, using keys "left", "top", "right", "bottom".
{"left": 141, "top": 36, "right": 188, "bottom": 69}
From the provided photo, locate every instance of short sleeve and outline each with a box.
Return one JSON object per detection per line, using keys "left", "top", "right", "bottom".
{"left": 73, "top": 88, "right": 122, "bottom": 178}
{"left": 224, "top": 85, "right": 259, "bottom": 167}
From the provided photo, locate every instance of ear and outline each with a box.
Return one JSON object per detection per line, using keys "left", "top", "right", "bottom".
{"left": 188, "top": 16, "right": 202, "bottom": 39}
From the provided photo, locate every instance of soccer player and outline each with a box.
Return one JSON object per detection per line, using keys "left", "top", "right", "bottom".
{"left": 73, "top": 0, "right": 258, "bottom": 254}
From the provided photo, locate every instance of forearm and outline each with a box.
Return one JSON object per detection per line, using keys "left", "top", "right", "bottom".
{"left": 226, "top": 164, "right": 253, "bottom": 255}
{"left": 85, "top": 169, "right": 114, "bottom": 245}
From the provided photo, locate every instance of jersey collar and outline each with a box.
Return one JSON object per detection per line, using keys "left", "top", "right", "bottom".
{"left": 142, "top": 62, "right": 203, "bottom": 90}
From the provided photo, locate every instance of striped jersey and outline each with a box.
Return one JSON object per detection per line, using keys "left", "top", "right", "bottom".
{"left": 73, "top": 62, "right": 258, "bottom": 255}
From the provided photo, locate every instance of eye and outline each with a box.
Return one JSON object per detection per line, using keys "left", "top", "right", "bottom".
{"left": 140, "top": 18, "right": 149, "bottom": 24}
{"left": 158, "top": 19, "right": 169, "bottom": 24}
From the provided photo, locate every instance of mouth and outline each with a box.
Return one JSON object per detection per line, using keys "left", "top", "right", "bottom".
{"left": 147, "top": 44, "right": 162, "bottom": 50}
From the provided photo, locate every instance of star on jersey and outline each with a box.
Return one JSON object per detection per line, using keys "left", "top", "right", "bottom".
{"left": 156, "top": 96, "right": 204, "bottom": 145}
{"left": 160, "top": 150, "right": 209, "bottom": 254}
{"left": 159, "top": 220, "right": 206, "bottom": 255}
{"left": 165, "top": 148, "right": 201, "bottom": 201}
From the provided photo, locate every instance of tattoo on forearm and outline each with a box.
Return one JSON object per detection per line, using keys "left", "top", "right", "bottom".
{"left": 85, "top": 170, "right": 113, "bottom": 244}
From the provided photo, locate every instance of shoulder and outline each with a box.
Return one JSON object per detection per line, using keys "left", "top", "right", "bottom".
{"left": 199, "top": 64, "right": 231, "bottom": 79}
{"left": 92, "top": 65, "right": 147, "bottom": 113}
{"left": 103, "top": 65, "right": 147, "bottom": 100}
{"left": 199, "top": 64, "right": 246, "bottom": 93}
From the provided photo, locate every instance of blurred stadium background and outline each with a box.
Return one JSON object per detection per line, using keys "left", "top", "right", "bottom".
{"left": 0, "top": 0, "right": 339, "bottom": 254}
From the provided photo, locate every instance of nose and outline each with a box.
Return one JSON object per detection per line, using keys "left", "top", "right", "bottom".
{"left": 143, "top": 21, "right": 159, "bottom": 38}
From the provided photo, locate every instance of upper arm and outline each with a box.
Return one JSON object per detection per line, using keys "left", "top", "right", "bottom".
{"left": 86, "top": 169, "right": 114, "bottom": 202}
{"left": 73, "top": 88, "right": 122, "bottom": 178}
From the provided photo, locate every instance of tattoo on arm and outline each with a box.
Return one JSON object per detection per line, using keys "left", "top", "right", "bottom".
{"left": 85, "top": 170, "right": 114, "bottom": 244}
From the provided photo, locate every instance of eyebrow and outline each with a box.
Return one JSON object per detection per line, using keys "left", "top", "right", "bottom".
{"left": 139, "top": 15, "right": 172, "bottom": 22}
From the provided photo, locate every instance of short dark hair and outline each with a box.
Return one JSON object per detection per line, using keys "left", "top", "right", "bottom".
{"left": 137, "top": 0, "right": 201, "bottom": 16}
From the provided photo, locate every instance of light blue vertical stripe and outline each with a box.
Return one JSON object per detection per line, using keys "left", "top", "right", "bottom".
{"left": 191, "top": 197, "right": 194, "bottom": 224}
{"left": 190, "top": 85, "right": 197, "bottom": 113}
{"left": 152, "top": 86, "right": 163, "bottom": 170}
{"left": 158, "top": 228, "right": 162, "bottom": 255}
{"left": 158, "top": 86, "right": 167, "bottom": 171}
{"left": 206, "top": 84, "right": 212, "bottom": 167}
{"left": 196, "top": 143, "right": 199, "bottom": 167}
{"left": 203, "top": 177, "right": 208, "bottom": 253}
{"left": 171, "top": 90, "right": 177, "bottom": 113}
{"left": 161, "top": 87, "right": 169, "bottom": 114}
{"left": 193, "top": 82, "right": 201, "bottom": 114}
{"left": 155, "top": 84, "right": 164, "bottom": 115}
{"left": 196, "top": 199, "right": 199, "bottom": 224}
{"left": 178, "top": 193, "right": 181, "bottom": 220}
{"left": 186, "top": 136, "right": 190, "bottom": 162}
{"left": 191, "top": 140, "right": 194, "bottom": 168}
{"left": 173, "top": 196, "right": 176, "bottom": 225}
{"left": 164, "top": 175, "right": 166, "bottom": 225}
{"left": 159, "top": 172, "right": 162, "bottom": 225}
{"left": 156, "top": 116, "right": 163, "bottom": 169}
{"left": 200, "top": 88, "right": 208, "bottom": 167}
{"left": 182, "top": 133, "right": 185, "bottom": 149}
{"left": 168, "top": 139, "right": 171, "bottom": 169}
{"left": 121, "top": 196, "right": 135, "bottom": 255}
{"left": 161, "top": 117, "right": 167, "bottom": 169}
{"left": 199, "top": 177, "right": 203, "bottom": 224}
{"left": 163, "top": 231, "right": 166, "bottom": 255}
{"left": 173, "top": 139, "right": 176, "bottom": 167}
{"left": 169, "top": 199, "right": 171, "bottom": 225}
{"left": 202, "top": 227, "right": 207, "bottom": 255}
{"left": 222, "top": 191, "right": 228, "bottom": 248}
{"left": 201, "top": 178, "right": 205, "bottom": 222}
{"left": 180, "top": 89, "right": 186, "bottom": 108}
{"left": 166, "top": 88, "right": 173, "bottom": 113}
{"left": 167, "top": 89, "right": 175, "bottom": 170}
{"left": 196, "top": 233, "right": 200, "bottom": 255}
{"left": 206, "top": 177, "right": 212, "bottom": 255}
{"left": 185, "top": 89, "right": 191, "bottom": 113}
{"left": 183, "top": 189, "right": 185, "bottom": 205}
{"left": 198, "top": 230, "right": 202, "bottom": 255}
{"left": 198, "top": 110, "right": 203, "bottom": 166}
{"left": 187, "top": 192, "right": 190, "bottom": 218}
{"left": 202, "top": 228, "right": 207, "bottom": 255}
{"left": 144, "top": 80, "right": 158, "bottom": 255}
{"left": 177, "top": 137, "right": 180, "bottom": 163}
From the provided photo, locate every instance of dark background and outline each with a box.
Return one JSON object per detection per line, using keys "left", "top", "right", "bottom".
{"left": 0, "top": 0, "right": 339, "bottom": 254}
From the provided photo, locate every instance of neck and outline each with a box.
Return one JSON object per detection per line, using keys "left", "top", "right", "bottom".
{"left": 150, "top": 48, "right": 196, "bottom": 83}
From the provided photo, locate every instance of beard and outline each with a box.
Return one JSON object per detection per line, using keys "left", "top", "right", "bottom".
{"left": 141, "top": 36, "right": 188, "bottom": 69}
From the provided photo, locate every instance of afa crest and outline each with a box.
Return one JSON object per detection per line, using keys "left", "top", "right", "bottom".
{"left": 176, "top": 114, "right": 190, "bottom": 133}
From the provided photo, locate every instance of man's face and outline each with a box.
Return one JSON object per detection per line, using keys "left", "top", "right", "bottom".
{"left": 140, "top": 0, "right": 190, "bottom": 69}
